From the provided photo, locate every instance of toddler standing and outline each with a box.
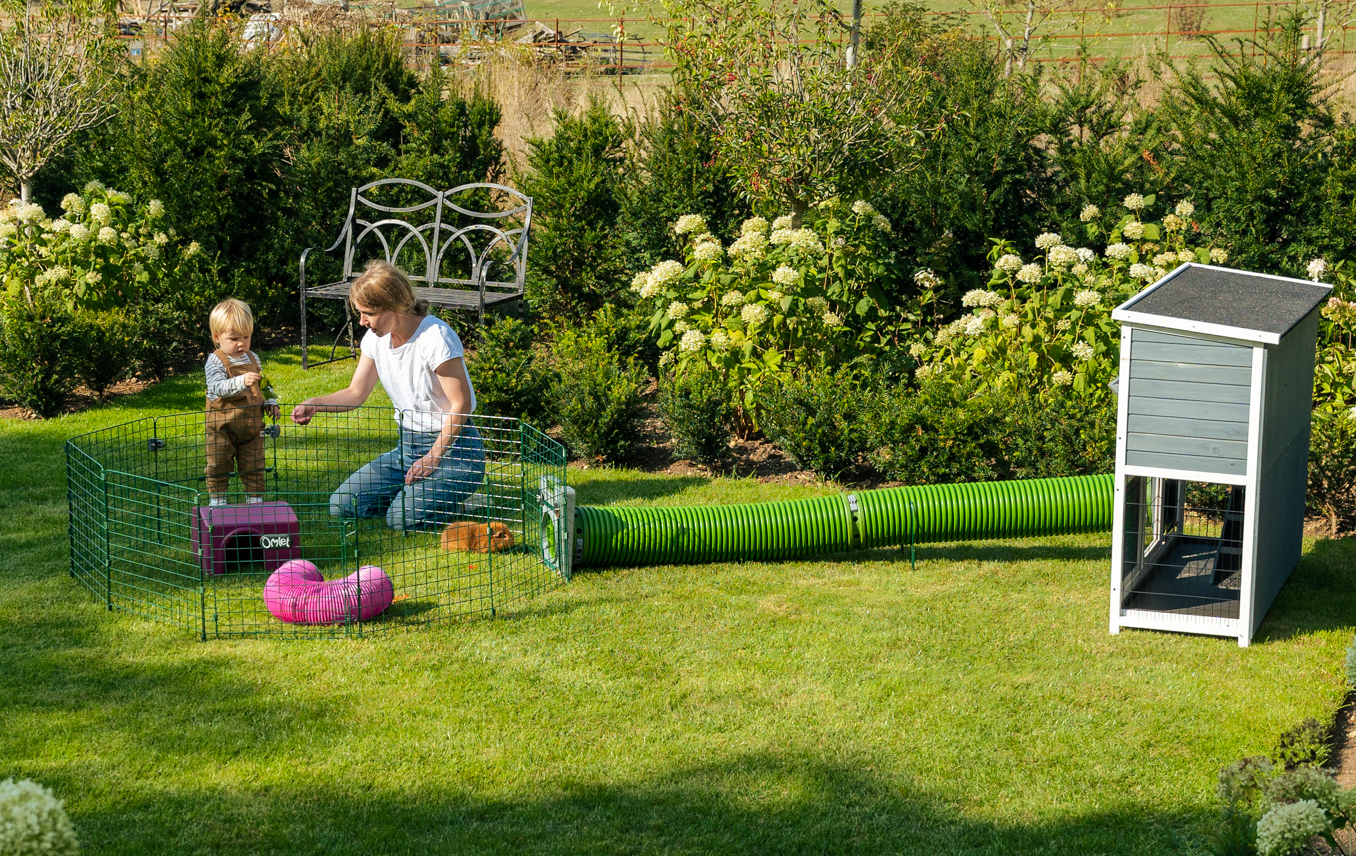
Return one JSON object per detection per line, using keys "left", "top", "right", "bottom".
{"left": 204, "top": 298, "right": 279, "bottom": 506}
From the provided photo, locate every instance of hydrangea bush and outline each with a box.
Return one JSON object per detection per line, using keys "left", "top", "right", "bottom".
{"left": 912, "top": 194, "right": 1226, "bottom": 397}
{"left": 632, "top": 201, "right": 906, "bottom": 416}
{"left": 0, "top": 182, "right": 202, "bottom": 311}
{"left": 0, "top": 778, "right": 79, "bottom": 856}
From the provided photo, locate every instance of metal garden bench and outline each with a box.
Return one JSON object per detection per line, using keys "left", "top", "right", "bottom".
{"left": 299, "top": 178, "right": 532, "bottom": 369}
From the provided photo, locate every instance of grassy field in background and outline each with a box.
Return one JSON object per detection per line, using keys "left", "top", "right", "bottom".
{"left": 4, "top": 346, "right": 1356, "bottom": 853}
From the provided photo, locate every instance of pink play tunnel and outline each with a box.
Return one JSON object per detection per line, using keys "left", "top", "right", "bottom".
{"left": 263, "top": 560, "right": 395, "bottom": 624}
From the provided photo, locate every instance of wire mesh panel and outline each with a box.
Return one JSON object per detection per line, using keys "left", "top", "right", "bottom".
{"left": 1119, "top": 477, "right": 1243, "bottom": 620}
{"left": 65, "top": 407, "right": 567, "bottom": 639}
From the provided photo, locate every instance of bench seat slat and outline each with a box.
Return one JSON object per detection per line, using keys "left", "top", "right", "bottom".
{"left": 306, "top": 281, "right": 522, "bottom": 309}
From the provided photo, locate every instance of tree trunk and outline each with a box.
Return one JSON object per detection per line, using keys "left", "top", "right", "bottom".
{"left": 20, "top": 179, "right": 30, "bottom": 204}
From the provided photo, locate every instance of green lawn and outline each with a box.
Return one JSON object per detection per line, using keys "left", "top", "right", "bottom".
{"left": 3, "top": 345, "right": 1355, "bottom": 854}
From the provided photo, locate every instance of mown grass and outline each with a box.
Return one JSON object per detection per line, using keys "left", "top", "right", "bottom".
{"left": 3, "top": 345, "right": 1355, "bottom": 854}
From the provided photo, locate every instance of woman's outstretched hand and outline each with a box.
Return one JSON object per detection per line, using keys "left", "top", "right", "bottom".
{"left": 405, "top": 451, "right": 442, "bottom": 484}
{"left": 291, "top": 403, "right": 316, "bottom": 425}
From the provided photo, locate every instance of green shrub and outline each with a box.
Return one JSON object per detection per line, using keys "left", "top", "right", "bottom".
{"left": 127, "top": 300, "right": 206, "bottom": 382}
{"left": 469, "top": 315, "right": 551, "bottom": 425}
{"left": 549, "top": 323, "right": 647, "bottom": 462}
{"left": 0, "top": 296, "right": 79, "bottom": 417}
{"left": 760, "top": 364, "right": 876, "bottom": 481}
{"left": 866, "top": 378, "right": 1002, "bottom": 485}
{"left": 1272, "top": 718, "right": 1330, "bottom": 771}
{"left": 1000, "top": 386, "right": 1117, "bottom": 478}
{"left": 658, "top": 362, "right": 733, "bottom": 465}
{"left": 1308, "top": 410, "right": 1356, "bottom": 537}
{"left": 520, "top": 100, "right": 630, "bottom": 319}
{"left": 72, "top": 309, "right": 133, "bottom": 397}
{"left": 589, "top": 302, "right": 661, "bottom": 377}
{"left": 389, "top": 66, "right": 503, "bottom": 194}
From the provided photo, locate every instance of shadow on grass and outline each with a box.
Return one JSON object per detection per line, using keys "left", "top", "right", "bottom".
{"left": 572, "top": 475, "right": 712, "bottom": 506}
{"left": 1255, "top": 537, "right": 1356, "bottom": 644}
{"left": 60, "top": 753, "right": 1207, "bottom": 855}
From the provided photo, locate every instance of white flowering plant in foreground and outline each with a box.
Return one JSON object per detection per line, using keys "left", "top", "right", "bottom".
{"left": 1214, "top": 759, "right": 1356, "bottom": 856}
{"left": 0, "top": 182, "right": 202, "bottom": 311}
{"left": 911, "top": 194, "right": 1226, "bottom": 398}
{"left": 0, "top": 778, "right": 79, "bottom": 856}
{"left": 632, "top": 200, "right": 906, "bottom": 413}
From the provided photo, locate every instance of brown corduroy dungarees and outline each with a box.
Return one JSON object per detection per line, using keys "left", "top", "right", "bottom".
{"left": 204, "top": 349, "right": 266, "bottom": 496}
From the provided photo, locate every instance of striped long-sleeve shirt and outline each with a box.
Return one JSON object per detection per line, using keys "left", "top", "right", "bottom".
{"left": 205, "top": 351, "right": 278, "bottom": 404}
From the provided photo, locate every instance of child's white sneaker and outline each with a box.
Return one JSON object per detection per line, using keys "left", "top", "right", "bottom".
{"left": 247, "top": 496, "right": 264, "bottom": 504}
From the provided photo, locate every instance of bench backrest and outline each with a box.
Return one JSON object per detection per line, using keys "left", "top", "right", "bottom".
{"left": 338, "top": 179, "right": 532, "bottom": 296}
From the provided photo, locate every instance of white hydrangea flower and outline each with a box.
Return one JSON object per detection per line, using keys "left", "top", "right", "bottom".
{"left": 97, "top": 226, "right": 118, "bottom": 245}
{"left": 674, "top": 214, "right": 707, "bottom": 235}
{"left": 721, "top": 290, "right": 746, "bottom": 308}
{"left": 772, "top": 214, "right": 794, "bottom": 231}
{"left": 914, "top": 363, "right": 936, "bottom": 380}
{"left": 772, "top": 265, "right": 799, "bottom": 287}
{"left": 1035, "top": 231, "right": 1062, "bottom": 250}
{"left": 1073, "top": 289, "right": 1102, "bottom": 307}
{"left": 639, "top": 278, "right": 662, "bottom": 299}
{"left": 1051, "top": 369, "right": 1074, "bottom": 386}
{"left": 68, "top": 224, "right": 90, "bottom": 242}
{"left": 693, "top": 240, "right": 723, "bottom": 262}
{"left": 82, "top": 179, "right": 106, "bottom": 194}
{"left": 1105, "top": 243, "right": 1131, "bottom": 260}
{"left": 109, "top": 190, "right": 131, "bottom": 204}
{"left": 1123, "top": 193, "right": 1146, "bottom": 211}
{"left": 679, "top": 329, "right": 706, "bottom": 352}
{"left": 1153, "top": 267, "right": 1168, "bottom": 280}
{"left": 1122, "top": 220, "right": 1145, "bottom": 240}
{"left": 913, "top": 269, "right": 941, "bottom": 289}
{"left": 1075, "top": 247, "right": 1096, "bottom": 262}
{"left": 1209, "top": 248, "right": 1229, "bottom": 264}
{"left": 0, "top": 222, "right": 18, "bottom": 239}
{"left": 1349, "top": 404, "right": 1356, "bottom": 421}
{"left": 0, "top": 778, "right": 79, "bottom": 856}
{"left": 962, "top": 289, "right": 1001, "bottom": 308}
{"left": 1162, "top": 213, "right": 1185, "bottom": 232}
{"left": 85, "top": 270, "right": 101, "bottom": 285}
{"left": 185, "top": 240, "right": 201, "bottom": 257}
{"left": 1016, "top": 263, "right": 1043, "bottom": 284}
{"left": 143, "top": 243, "right": 160, "bottom": 261}
{"left": 49, "top": 218, "right": 71, "bottom": 233}
{"left": 1178, "top": 249, "right": 1197, "bottom": 263}
{"left": 934, "top": 326, "right": 953, "bottom": 346}
{"left": 667, "top": 301, "right": 689, "bottom": 320}
{"left": 742, "top": 303, "right": 770, "bottom": 326}
{"left": 1072, "top": 341, "right": 1095, "bottom": 361}
{"left": 673, "top": 320, "right": 691, "bottom": 333}
{"left": 806, "top": 296, "right": 828, "bottom": 313}
{"left": 1047, "top": 245, "right": 1078, "bottom": 267}
{"left": 1001, "top": 313, "right": 1019, "bottom": 329}
{"left": 649, "top": 259, "right": 684, "bottom": 288}
{"left": 1080, "top": 204, "right": 1100, "bottom": 222}
{"left": 1175, "top": 200, "right": 1195, "bottom": 219}
{"left": 728, "top": 232, "right": 767, "bottom": 260}
{"left": 962, "top": 314, "right": 988, "bottom": 336}
{"left": 710, "top": 329, "right": 730, "bottom": 352}
{"left": 1308, "top": 258, "right": 1328, "bottom": 282}
{"left": 767, "top": 290, "right": 784, "bottom": 302}
{"left": 1256, "top": 800, "right": 1329, "bottom": 856}
{"left": 872, "top": 213, "right": 892, "bottom": 233}
{"left": 908, "top": 341, "right": 927, "bottom": 358}
{"left": 769, "top": 228, "right": 794, "bottom": 246}
{"left": 10, "top": 201, "right": 46, "bottom": 223}
{"left": 822, "top": 311, "right": 843, "bottom": 327}
{"left": 1071, "top": 263, "right": 1089, "bottom": 279}
{"left": 741, "top": 216, "right": 768, "bottom": 236}
{"left": 152, "top": 231, "right": 169, "bottom": 246}
{"left": 147, "top": 198, "right": 165, "bottom": 219}
{"left": 996, "top": 253, "right": 1023, "bottom": 273}
{"left": 89, "top": 202, "right": 112, "bottom": 225}
{"left": 787, "top": 228, "right": 824, "bottom": 253}
{"left": 60, "top": 193, "right": 85, "bottom": 214}
{"left": 1153, "top": 252, "right": 1178, "bottom": 268}
{"left": 851, "top": 200, "right": 876, "bottom": 217}
{"left": 1055, "top": 318, "right": 1072, "bottom": 331}
{"left": 1129, "top": 263, "right": 1155, "bottom": 280}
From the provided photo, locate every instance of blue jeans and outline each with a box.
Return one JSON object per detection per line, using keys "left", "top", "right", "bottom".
{"left": 330, "top": 425, "right": 486, "bottom": 531}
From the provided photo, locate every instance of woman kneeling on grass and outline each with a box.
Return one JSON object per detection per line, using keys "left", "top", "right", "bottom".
{"left": 291, "top": 260, "right": 485, "bottom": 531}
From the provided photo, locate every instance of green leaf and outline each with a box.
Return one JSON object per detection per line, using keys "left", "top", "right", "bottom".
{"left": 1142, "top": 194, "right": 1156, "bottom": 208}
{"left": 1141, "top": 223, "right": 1160, "bottom": 241}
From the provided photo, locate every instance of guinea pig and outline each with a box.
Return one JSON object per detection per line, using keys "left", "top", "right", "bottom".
{"left": 440, "top": 520, "right": 515, "bottom": 553}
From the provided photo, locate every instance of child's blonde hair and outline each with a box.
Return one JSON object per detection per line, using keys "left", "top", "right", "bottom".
{"left": 349, "top": 260, "right": 429, "bottom": 317}
{"left": 210, "top": 298, "right": 254, "bottom": 339}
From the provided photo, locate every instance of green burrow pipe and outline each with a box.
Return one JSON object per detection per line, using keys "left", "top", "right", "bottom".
{"left": 574, "top": 474, "right": 1114, "bottom": 568}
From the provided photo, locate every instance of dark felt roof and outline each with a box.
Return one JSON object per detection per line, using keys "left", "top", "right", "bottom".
{"left": 1124, "top": 266, "right": 1329, "bottom": 338}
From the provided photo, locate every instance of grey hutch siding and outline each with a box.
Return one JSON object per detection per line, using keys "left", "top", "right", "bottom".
{"left": 1124, "top": 329, "right": 1252, "bottom": 477}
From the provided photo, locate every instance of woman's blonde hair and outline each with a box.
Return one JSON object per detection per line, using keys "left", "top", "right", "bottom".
{"left": 349, "top": 260, "right": 429, "bottom": 316}
{"left": 210, "top": 298, "right": 254, "bottom": 338}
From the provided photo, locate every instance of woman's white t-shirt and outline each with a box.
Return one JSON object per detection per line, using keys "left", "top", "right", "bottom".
{"left": 361, "top": 315, "right": 477, "bottom": 433}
